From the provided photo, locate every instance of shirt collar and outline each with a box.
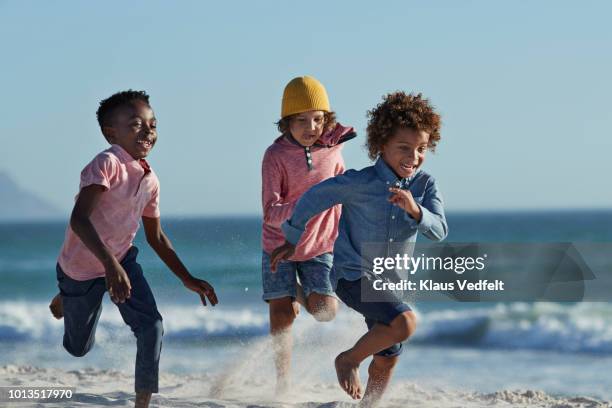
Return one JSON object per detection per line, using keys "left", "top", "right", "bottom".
{"left": 109, "top": 144, "right": 151, "bottom": 174}
{"left": 374, "top": 156, "right": 417, "bottom": 188}
{"left": 109, "top": 144, "right": 136, "bottom": 163}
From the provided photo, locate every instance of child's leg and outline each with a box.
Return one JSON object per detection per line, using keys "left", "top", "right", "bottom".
{"left": 56, "top": 265, "right": 106, "bottom": 357}
{"left": 361, "top": 354, "right": 399, "bottom": 407}
{"left": 340, "top": 312, "right": 415, "bottom": 362}
{"left": 115, "top": 248, "right": 163, "bottom": 405}
{"left": 134, "top": 392, "right": 152, "bottom": 408}
{"left": 269, "top": 297, "right": 299, "bottom": 394}
{"left": 335, "top": 312, "right": 415, "bottom": 399}
{"left": 298, "top": 253, "right": 338, "bottom": 322}
{"left": 334, "top": 278, "right": 417, "bottom": 400}
{"left": 305, "top": 293, "right": 337, "bottom": 321}
{"left": 262, "top": 252, "right": 299, "bottom": 394}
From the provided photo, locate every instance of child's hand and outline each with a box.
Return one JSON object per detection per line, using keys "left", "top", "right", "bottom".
{"left": 184, "top": 277, "right": 219, "bottom": 306}
{"left": 388, "top": 188, "right": 422, "bottom": 221}
{"left": 270, "top": 241, "right": 296, "bottom": 272}
{"left": 105, "top": 260, "right": 132, "bottom": 303}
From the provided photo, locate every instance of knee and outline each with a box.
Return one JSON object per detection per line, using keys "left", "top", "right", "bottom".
{"left": 64, "top": 341, "right": 91, "bottom": 358}
{"left": 135, "top": 319, "right": 164, "bottom": 343}
{"left": 391, "top": 311, "right": 417, "bottom": 342}
{"left": 149, "top": 319, "right": 164, "bottom": 340}
{"left": 313, "top": 309, "right": 336, "bottom": 322}
{"left": 307, "top": 295, "right": 337, "bottom": 322}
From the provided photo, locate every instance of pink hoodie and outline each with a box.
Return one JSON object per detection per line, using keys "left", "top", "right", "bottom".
{"left": 261, "top": 123, "right": 356, "bottom": 261}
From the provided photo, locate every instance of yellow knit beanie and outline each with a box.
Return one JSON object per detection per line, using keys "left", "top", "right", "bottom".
{"left": 281, "top": 76, "right": 330, "bottom": 118}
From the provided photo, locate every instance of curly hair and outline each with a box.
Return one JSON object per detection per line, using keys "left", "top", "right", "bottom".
{"left": 366, "top": 92, "right": 441, "bottom": 161}
{"left": 96, "top": 90, "right": 150, "bottom": 129}
{"left": 276, "top": 111, "right": 337, "bottom": 135}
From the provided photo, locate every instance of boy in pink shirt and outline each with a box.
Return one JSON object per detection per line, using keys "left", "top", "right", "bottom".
{"left": 49, "top": 90, "right": 218, "bottom": 408}
{"left": 261, "top": 76, "right": 355, "bottom": 393}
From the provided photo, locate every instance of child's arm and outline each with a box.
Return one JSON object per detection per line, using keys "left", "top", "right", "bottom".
{"left": 142, "top": 216, "right": 218, "bottom": 306}
{"left": 70, "top": 185, "right": 132, "bottom": 303}
{"left": 262, "top": 152, "right": 297, "bottom": 227}
{"left": 270, "top": 173, "right": 354, "bottom": 269}
{"left": 388, "top": 178, "right": 448, "bottom": 241}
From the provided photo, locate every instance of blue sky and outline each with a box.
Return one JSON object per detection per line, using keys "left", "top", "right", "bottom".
{"left": 1, "top": 1, "right": 611, "bottom": 216}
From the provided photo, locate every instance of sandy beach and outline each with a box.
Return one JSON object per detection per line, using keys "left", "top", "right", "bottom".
{"left": 1, "top": 364, "right": 609, "bottom": 408}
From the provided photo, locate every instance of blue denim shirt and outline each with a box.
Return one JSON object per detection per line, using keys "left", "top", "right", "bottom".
{"left": 282, "top": 157, "right": 448, "bottom": 283}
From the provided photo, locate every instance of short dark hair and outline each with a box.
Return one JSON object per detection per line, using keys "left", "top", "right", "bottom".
{"left": 366, "top": 92, "right": 442, "bottom": 161}
{"left": 96, "top": 90, "right": 150, "bottom": 129}
{"left": 275, "top": 111, "right": 337, "bottom": 135}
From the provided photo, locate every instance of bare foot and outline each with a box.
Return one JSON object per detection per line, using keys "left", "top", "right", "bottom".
{"left": 335, "top": 351, "right": 362, "bottom": 400}
{"left": 49, "top": 293, "right": 63, "bottom": 320}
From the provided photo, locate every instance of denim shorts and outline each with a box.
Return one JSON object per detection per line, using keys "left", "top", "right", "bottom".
{"left": 335, "top": 277, "right": 412, "bottom": 357}
{"left": 261, "top": 251, "right": 335, "bottom": 301}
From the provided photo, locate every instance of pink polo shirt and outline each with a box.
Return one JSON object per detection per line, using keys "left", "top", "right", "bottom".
{"left": 261, "top": 123, "right": 355, "bottom": 261}
{"left": 57, "top": 144, "right": 160, "bottom": 281}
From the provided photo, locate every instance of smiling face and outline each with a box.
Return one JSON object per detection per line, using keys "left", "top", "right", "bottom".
{"left": 288, "top": 110, "right": 326, "bottom": 147}
{"left": 380, "top": 127, "right": 430, "bottom": 179}
{"left": 103, "top": 100, "right": 157, "bottom": 159}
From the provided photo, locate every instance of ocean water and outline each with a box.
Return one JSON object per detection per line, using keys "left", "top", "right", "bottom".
{"left": 1, "top": 211, "right": 612, "bottom": 400}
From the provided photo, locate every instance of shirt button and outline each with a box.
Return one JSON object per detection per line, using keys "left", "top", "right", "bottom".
{"left": 391, "top": 215, "right": 395, "bottom": 220}
{"left": 386, "top": 181, "right": 390, "bottom": 185}
{"left": 389, "top": 238, "right": 394, "bottom": 242}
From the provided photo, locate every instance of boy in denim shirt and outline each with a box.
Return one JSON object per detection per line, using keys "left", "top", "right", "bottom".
{"left": 271, "top": 92, "right": 447, "bottom": 406}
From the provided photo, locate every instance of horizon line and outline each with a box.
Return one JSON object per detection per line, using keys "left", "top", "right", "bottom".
{"left": 1, "top": 207, "right": 611, "bottom": 224}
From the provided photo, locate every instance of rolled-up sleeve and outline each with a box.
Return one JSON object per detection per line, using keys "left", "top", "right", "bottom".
{"left": 79, "top": 154, "right": 118, "bottom": 191}
{"left": 415, "top": 177, "right": 448, "bottom": 241}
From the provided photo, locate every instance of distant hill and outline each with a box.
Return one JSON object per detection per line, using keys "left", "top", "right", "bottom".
{"left": 0, "top": 171, "right": 63, "bottom": 221}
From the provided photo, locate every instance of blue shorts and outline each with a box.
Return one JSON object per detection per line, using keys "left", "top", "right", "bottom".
{"left": 261, "top": 251, "right": 335, "bottom": 301}
{"left": 335, "top": 277, "right": 412, "bottom": 357}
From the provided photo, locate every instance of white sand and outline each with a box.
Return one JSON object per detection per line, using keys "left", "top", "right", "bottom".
{"left": 1, "top": 365, "right": 609, "bottom": 408}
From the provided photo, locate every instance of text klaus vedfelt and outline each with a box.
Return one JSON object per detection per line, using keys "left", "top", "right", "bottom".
{"left": 371, "top": 254, "right": 505, "bottom": 292}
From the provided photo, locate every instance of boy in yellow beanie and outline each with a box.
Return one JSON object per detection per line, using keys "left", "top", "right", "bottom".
{"left": 261, "top": 76, "right": 356, "bottom": 394}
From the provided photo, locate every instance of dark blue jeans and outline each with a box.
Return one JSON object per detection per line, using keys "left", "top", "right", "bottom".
{"left": 56, "top": 246, "right": 163, "bottom": 393}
